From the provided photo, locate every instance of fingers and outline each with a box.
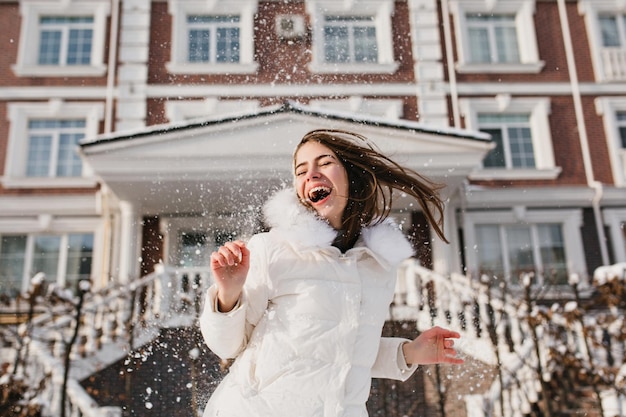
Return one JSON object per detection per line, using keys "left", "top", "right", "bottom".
{"left": 211, "top": 240, "right": 248, "bottom": 268}
{"left": 441, "top": 338, "right": 464, "bottom": 364}
{"left": 430, "top": 325, "right": 461, "bottom": 339}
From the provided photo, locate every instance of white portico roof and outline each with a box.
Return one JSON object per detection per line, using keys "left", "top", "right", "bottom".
{"left": 80, "top": 101, "right": 493, "bottom": 216}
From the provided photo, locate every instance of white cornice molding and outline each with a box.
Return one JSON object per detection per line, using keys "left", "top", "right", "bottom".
{"left": 0, "top": 87, "right": 109, "bottom": 100}
{"left": 6, "top": 81, "right": 626, "bottom": 100}
{"left": 463, "top": 185, "right": 597, "bottom": 209}
{"left": 454, "top": 82, "right": 626, "bottom": 95}
{"left": 0, "top": 193, "right": 100, "bottom": 216}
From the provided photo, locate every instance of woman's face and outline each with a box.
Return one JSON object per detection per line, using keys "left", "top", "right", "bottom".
{"left": 294, "top": 141, "right": 349, "bottom": 230}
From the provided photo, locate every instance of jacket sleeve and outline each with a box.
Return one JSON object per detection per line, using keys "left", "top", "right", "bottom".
{"left": 198, "top": 234, "right": 271, "bottom": 360}
{"left": 370, "top": 337, "right": 418, "bottom": 381}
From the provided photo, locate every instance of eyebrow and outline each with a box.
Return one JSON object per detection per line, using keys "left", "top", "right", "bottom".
{"left": 294, "top": 154, "right": 336, "bottom": 171}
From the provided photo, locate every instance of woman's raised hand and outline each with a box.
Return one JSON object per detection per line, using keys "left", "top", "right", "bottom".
{"left": 402, "top": 326, "right": 464, "bottom": 366}
{"left": 210, "top": 240, "right": 250, "bottom": 312}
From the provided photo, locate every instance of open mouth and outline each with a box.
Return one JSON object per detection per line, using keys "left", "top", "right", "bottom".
{"left": 308, "top": 186, "right": 331, "bottom": 203}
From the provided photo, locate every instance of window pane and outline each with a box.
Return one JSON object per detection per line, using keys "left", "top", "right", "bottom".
{"left": 0, "top": 236, "right": 27, "bottom": 297}
{"left": 482, "top": 128, "right": 506, "bottom": 167}
{"left": 189, "top": 29, "right": 210, "bottom": 62}
{"left": 57, "top": 132, "right": 84, "bottom": 176}
{"left": 495, "top": 26, "right": 520, "bottom": 63}
{"left": 600, "top": 16, "right": 621, "bottom": 47}
{"left": 65, "top": 233, "right": 93, "bottom": 291}
{"left": 27, "top": 135, "right": 52, "bottom": 176}
{"left": 324, "top": 25, "right": 350, "bottom": 63}
{"left": 468, "top": 28, "right": 491, "bottom": 63}
{"left": 505, "top": 226, "right": 535, "bottom": 285}
{"left": 353, "top": 26, "right": 377, "bottom": 63}
{"left": 39, "top": 30, "right": 62, "bottom": 64}
{"left": 476, "top": 225, "right": 504, "bottom": 280}
{"left": 67, "top": 28, "right": 93, "bottom": 65}
{"left": 216, "top": 27, "right": 240, "bottom": 63}
{"left": 32, "top": 235, "right": 61, "bottom": 283}
{"left": 537, "top": 224, "right": 567, "bottom": 285}
{"left": 508, "top": 126, "right": 535, "bottom": 168}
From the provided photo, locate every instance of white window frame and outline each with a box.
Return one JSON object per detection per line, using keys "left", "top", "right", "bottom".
{"left": 595, "top": 97, "right": 626, "bottom": 186}
{"left": 306, "top": 0, "right": 398, "bottom": 74}
{"left": 167, "top": 0, "right": 258, "bottom": 74}
{"left": 309, "top": 97, "right": 403, "bottom": 120}
{"left": 603, "top": 208, "right": 626, "bottom": 263}
{"left": 463, "top": 208, "right": 587, "bottom": 289}
{"left": 12, "top": 0, "right": 109, "bottom": 77}
{"left": 4, "top": 100, "right": 103, "bottom": 189}
{"left": 460, "top": 96, "right": 561, "bottom": 180}
{"left": 165, "top": 98, "right": 260, "bottom": 123}
{"left": 579, "top": 1, "right": 626, "bottom": 82}
{"left": 0, "top": 215, "right": 102, "bottom": 295}
{"left": 449, "top": 0, "right": 544, "bottom": 74}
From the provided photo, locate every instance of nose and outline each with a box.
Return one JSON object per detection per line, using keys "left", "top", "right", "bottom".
{"left": 305, "top": 167, "right": 321, "bottom": 181}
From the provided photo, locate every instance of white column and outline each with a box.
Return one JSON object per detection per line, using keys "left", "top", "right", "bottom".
{"left": 117, "top": 201, "right": 140, "bottom": 284}
{"left": 432, "top": 202, "right": 458, "bottom": 277}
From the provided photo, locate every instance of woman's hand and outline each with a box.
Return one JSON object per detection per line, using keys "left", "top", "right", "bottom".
{"left": 210, "top": 240, "right": 250, "bottom": 312}
{"left": 402, "top": 326, "right": 464, "bottom": 366}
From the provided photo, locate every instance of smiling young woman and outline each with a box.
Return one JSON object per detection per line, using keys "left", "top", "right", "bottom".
{"left": 199, "top": 129, "right": 462, "bottom": 417}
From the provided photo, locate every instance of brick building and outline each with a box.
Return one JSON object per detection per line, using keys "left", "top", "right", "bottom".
{"left": 0, "top": 0, "right": 624, "bottom": 415}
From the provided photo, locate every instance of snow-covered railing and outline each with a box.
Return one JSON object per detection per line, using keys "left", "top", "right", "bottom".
{"left": 393, "top": 260, "right": 546, "bottom": 415}
{"left": 394, "top": 260, "right": 626, "bottom": 417}
{"left": 394, "top": 260, "right": 533, "bottom": 362}
{"left": 25, "top": 339, "right": 123, "bottom": 417}
{"left": 27, "top": 266, "right": 212, "bottom": 361}
{"left": 18, "top": 265, "right": 213, "bottom": 417}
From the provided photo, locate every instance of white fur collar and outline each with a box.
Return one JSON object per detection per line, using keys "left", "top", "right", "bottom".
{"left": 262, "top": 187, "right": 414, "bottom": 267}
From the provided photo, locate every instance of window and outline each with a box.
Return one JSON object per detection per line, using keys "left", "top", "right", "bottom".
{"left": 323, "top": 16, "right": 377, "bottom": 64}
{"left": 188, "top": 15, "right": 240, "bottom": 63}
{"left": 460, "top": 96, "right": 559, "bottom": 180}
{"left": 167, "top": 0, "right": 258, "bottom": 74}
{"left": 479, "top": 114, "right": 535, "bottom": 169}
{"left": 476, "top": 224, "right": 567, "bottom": 286}
{"left": 464, "top": 209, "right": 586, "bottom": 291}
{"left": 0, "top": 233, "right": 93, "bottom": 297}
{"left": 26, "top": 119, "right": 85, "bottom": 178}
{"left": 38, "top": 16, "right": 93, "bottom": 66}
{"left": 5, "top": 101, "right": 103, "bottom": 188}
{"left": 179, "top": 232, "right": 210, "bottom": 268}
{"left": 599, "top": 14, "right": 626, "bottom": 47}
{"left": 13, "top": 1, "right": 109, "bottom": 77}
{"left": 449, "top": 0, "right": 543, "bottom": 73}
{"left": 307, "top": 0, "right": 397, "bottom": 74}
{"left": 580, "top": 2, "right": 626, "bottom": 81}
{"left": 594, "top": 98, "right": 626, "bottom": 186}
{"left": 467, "top": 14, "right": 519, "bottom": 64}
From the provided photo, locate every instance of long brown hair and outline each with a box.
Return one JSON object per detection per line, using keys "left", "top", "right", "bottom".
{"left": 294, "top": 129, "right": 448, "bottom": 251}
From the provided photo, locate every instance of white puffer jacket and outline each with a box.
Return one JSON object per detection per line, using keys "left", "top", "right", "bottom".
{"left": 199, "top": 188, "right": 417, "bottom": 417}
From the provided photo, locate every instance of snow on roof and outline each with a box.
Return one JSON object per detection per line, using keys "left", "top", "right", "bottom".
{"left": 80, "top": 100, "right": 490, "bottom": 147}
